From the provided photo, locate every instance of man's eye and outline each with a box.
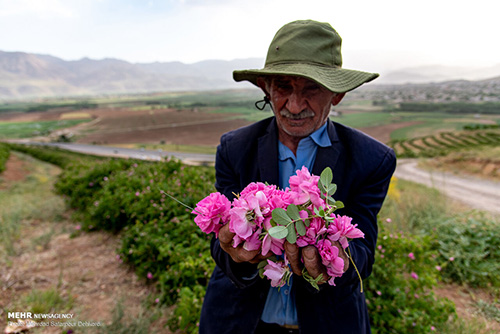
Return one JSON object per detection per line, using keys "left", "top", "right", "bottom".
{"left": 305, "top": 85, "right": 320, "bottom": 92}
{"left": 276, "top": 84, "right": 292, "bottom": 91}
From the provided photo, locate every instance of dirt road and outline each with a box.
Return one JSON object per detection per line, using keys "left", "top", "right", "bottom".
{"left": 395, "top": 159, "right": 500, "bottom": 215}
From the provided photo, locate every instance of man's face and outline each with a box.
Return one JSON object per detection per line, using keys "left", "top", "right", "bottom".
{"left": 263, "top": 75, "right": 342, "bottom": 140}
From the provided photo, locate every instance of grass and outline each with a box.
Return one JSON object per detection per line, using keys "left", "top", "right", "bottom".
{"left": 475, "top": 300, "right": 500, "bottom": 323}
{"left": 439, "top": 317, "right": 499, "bottom": 334}
{"left": 416, "top": 146, "right": 500, "bottom": 181}
{"left": 85, "top": 300, "right": 162, "bottom": 334}
{"left": 31, "top": 228, "right": 56, "bottom": 251}
{"left": 22, "top": 287, "right": 74, "bottom": 315}
{"left": 0, "top": 152, "right": 65, "bottom": 261}
{"left": 0, "top": 119, "right": 90, "bottom": 139}
{"left": 379, "top": 176, "right": 454, "bottom": 234}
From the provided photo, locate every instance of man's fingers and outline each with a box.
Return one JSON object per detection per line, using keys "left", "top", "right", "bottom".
{"left": 218, "top": 224, "right": 235, "bottom": 246}
{"left": 303, "top": 246, "right": 328, "bottom": 283}
{"left": 285, "top": 241, "right": 303, "bottom": 276}
{"left": 242, "top": 249, "right": 263, "bottom": 264}
{"left": 218, "top": 225, "right": 265, "bottom": 263}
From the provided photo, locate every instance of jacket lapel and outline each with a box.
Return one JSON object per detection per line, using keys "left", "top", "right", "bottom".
{"left": 257, "top": 118, "right": 280, "bottom": 186}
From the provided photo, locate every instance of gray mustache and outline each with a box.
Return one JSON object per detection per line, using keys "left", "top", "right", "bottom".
{"left": 279, "top": 109, "right": 315, "bottom": 120}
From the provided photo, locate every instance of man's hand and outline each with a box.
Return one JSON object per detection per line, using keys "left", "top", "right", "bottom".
{"left": 284, "top": 241, "right": 349, "bottom": 285}
{"left": 218, "top": 224, "right": 270, "bottom": 264}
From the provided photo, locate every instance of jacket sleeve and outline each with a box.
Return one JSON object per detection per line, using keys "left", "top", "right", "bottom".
{"left": 210, "top": 133, "right": 261, "bottom": 288}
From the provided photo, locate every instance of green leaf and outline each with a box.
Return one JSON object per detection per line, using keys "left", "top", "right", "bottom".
{"left": 328, "top": 184, "right": 337, "bottom": 196}
{"left": 334, "top": 201, "right": 345, "bottom": 209}
{"left": 320, "top": 167, "right": 333, "bottom": 188}
{"left": 258, "top": 267, "right": 265, "bottom": 279}
{"left": 318, "top": 181, "right": 328, "bottom": 193}
{"left": 286, "top": 204, "right": 301, "bottom": 221}
{"left": 268, "top": 225, "right": 289, "bottom": 239}
{"left": 302, "top": 269, "right": 321, "bottom": 291}
{"left": 295, "top": 220, "right": 306, "bottom": 236}
{"left": 257, "top": 259, "right": 268, "bottom": 269}
{"left": 286, "top": 223, "right": 297, "bottom": 243}
{"left": 272, "top": 208, "right": 291, "bottom": 225}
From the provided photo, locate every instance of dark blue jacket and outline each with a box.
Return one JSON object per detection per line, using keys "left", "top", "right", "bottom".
{"left": 199, "top": 117, "right": 396, "bottom": 334}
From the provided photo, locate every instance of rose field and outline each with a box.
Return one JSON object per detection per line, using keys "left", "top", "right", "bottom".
{"left": 2, "top": 141, "right": 499, "bottom": 334}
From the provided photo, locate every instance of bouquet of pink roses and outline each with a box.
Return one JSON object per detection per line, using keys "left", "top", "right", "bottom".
{"left": 190, "top": 167, "right": 365, "bottom": 290}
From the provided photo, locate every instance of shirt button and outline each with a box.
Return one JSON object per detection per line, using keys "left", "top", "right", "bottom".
{"left": 284, "top": 289, "right": 289, "bottom": 295}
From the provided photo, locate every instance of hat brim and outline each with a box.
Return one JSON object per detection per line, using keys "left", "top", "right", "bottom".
{"left": 233, "top": 63, "right": 378, "bottom": 93}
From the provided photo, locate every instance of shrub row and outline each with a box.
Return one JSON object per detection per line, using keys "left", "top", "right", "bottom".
{"left": 0, "top": 143, "right": 10, "bottom": 173}
{"left": 463, "top": 123, "right": 500, "bottom": 131}
{"left": 54, "top": 157, "right": 215, "bottom": 333}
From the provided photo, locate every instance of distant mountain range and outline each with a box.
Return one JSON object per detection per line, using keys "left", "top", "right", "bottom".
{"left": 1, "top": 50, "right": 500, "bottom": 99}
{"left": 0, "top": 50, "right": 261, "bottom": 99}
{"left": 376, "top": 64, "right": 500, "bottom": 84}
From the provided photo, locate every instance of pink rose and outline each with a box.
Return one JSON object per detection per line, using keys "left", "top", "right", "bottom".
{"left": 242, "top": 229, "right": 262, "bottom": 251}
{"left": 229, "top": 206, "right": 254, "bottom": 239}
{"left": 296, "top": 216, "right": 326, "bottom": 247}
{"left": 317, "top": 239, "right": 344, "bottom": 285}
{"left": 288, "top": 166, "right": 324, "bottom": 207}
{"left": 328, "top": 215, "right": 364, "bottom": 249}
{"left": 263, "top": 259, "right": 290, "bottom": 288}
{"left": 192, "top": 192, "right": 231, "bottom": 237}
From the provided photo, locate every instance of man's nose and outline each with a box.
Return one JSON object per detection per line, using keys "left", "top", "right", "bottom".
{"left": 286, "top": 91, "right": 307, "bottom": 114}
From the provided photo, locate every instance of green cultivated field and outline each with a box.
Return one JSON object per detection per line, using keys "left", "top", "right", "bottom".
{"left": 0, "top": 119, "right": 90, "bottom": 139}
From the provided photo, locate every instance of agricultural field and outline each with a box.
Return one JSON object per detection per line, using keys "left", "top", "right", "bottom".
{"left": 1, "top": 90, "right": 500, "bottom": 333}
{"left": 1, "top": 90, "right": 500, "bottom": 151}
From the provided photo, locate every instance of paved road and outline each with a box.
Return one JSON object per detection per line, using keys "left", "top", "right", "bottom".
{"left": 16, "top": 142, "right": 215, "bottom": 166}
{"left": 394, "top": 159, "right": 500, "bottom": 215}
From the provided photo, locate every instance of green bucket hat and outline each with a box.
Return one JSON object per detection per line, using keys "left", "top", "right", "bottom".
{"left": 233, "top": 20, "right": 379, "bottom": 93}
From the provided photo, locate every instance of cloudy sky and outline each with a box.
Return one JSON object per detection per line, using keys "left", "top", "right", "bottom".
{"left": 1, "top": 0, "right": 499, "bottom": 72}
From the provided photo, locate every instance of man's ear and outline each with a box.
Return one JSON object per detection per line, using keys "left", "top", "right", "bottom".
{"left": 256, "top": 77, "right": 270, "bottom": 96}
{"left": 332, "top": 92, "right": 345, "bottom": 106}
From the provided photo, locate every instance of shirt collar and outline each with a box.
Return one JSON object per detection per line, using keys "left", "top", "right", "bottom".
{"left": 310, "top": 122, "right": 331, "bottom": 148}
{"left": 278, "top": 122, "right": 332, "bottom": 161}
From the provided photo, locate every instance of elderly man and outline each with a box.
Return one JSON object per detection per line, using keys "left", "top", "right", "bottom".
{"left": 199, "top": 20, "right": 396, "bottom": 334}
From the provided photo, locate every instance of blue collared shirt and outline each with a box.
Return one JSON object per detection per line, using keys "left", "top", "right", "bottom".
{"left": 260, "top": 122, "right": 332, "bottom": 325}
